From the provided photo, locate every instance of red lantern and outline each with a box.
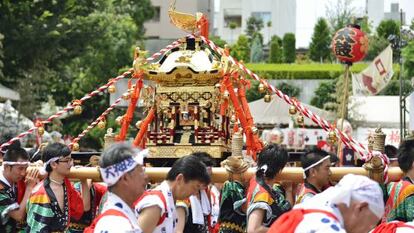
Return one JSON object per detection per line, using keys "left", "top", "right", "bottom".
{"left": 332, "top": 26, "right": 368, "bottom": 63}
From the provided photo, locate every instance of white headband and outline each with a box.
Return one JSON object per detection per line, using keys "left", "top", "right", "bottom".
{"left": 303, "top": 155, "right": 330, "bottom": 179}
{"left": 99, "top": 151, "right": 145, "bottom": 186}
{"left": 39, "top": 157, "right": 64, "bottom": 175}
{"left": 2, "top": 161, "right": 30, "bottom": 166}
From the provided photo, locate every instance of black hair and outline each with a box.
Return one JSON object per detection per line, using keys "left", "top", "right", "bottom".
{"left": 385, "top": 145, "right": 398, "bottom": 159}
{"left": 166, "top": 155, "right": 211, "bottom": 185}
{"left": 398, "top": 139, "right": 414, "bottom": 173}
{"left": 256, "top": 144, "right": 289, "bottom": 180}
{"left": 42, "top": 143, "right": 71, "bottom": 172}
{"left": 3, "top": 147, "right": 29, "bottom": 162}
{"left": 255, "top": 144, "right": 290, "bottom": 217}
{"left": 191, "top": 152, "right": 216, "bottom": 167}
{"left": 301, "top": 149, "right": 329, "bottom": 179}
{"left": 0, "top": 134, "right": 21, "bottom": 155}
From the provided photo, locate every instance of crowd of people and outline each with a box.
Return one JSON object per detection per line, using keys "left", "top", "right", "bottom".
{"left": 1, "top": 136, "right": 414, "bottom": 232}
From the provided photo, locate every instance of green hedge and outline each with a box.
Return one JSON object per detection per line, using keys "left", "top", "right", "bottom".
{"left": 245, "top": 63, "right": 400, "bottom": 80}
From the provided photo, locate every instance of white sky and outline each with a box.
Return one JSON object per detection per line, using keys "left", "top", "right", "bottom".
{"left": 296, "top": 0, "right": 414, "bottom": 47}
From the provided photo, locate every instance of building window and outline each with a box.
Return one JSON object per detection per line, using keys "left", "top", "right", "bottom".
{"left": 251, "top": 12, "right": 271, "bottom": 24}
{"left": 224, "top": 8, "right": 242, "bottom": 28}
{"left": 151, "top": 6, "right": 161, "bottom": 22}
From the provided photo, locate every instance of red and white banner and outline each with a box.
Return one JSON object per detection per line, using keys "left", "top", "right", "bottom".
{"left": 352, "top": 45, "right": 394, "bottom": 96}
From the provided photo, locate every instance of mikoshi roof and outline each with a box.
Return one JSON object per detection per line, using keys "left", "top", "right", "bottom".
{"left": 249, "top": 95, "right": 336, "bottom": 127}
{"left": 0, "top": 84, "right": 20, "bottom": 101}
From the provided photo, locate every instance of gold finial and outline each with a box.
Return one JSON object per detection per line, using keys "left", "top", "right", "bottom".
{"left": 104, "top": 128, "right": 115, "bottom": 149}
{"left": 373, "top": 126, "right": 386, "bottom": 153}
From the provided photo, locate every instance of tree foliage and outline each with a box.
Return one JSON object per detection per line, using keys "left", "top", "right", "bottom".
{"left": 282, "top": 33, "right": 296, "bottom": 63}
{"left": 245, "top": 16, "right": 264, "bottom": 43}
{"left": 403, "top": 40, "right": 414, "bottom": 79}
{"left": 209, "top": 35, "right": 227, "bottom": 48}
{"left": 231, "top": 35, "right": 250, "bottom": 62}
{"left": 276, "top": 82, "right": 300, "bottom": 98}
{"left": 365, "top": 36, "right": 389, "bottom": 61}
{"left": 325, "top": 0, "right": 355, "bottom": 31}
{"left": 0, "top": 0, "right": 154, "bottom": 148}
{"left": 269, "top": 36, "right": 283, "bottom": 63}
{"left": 376, "top": 19, "right": 400, "bottom": 40}
{"left": 309, "top": 18, "right": 331, "bottom": 62}
{"left": 250, "top": 35, "right": 263, "bottom": 63}
{"left": 311, "top": 80, "right": 337, "bottom": 111}
{"left": 0, "top": 33, "right": 3, "bottom": 80}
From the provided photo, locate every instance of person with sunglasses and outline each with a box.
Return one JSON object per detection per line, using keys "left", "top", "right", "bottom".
{"left": 26, "top": 142, "right": 89, "bottom": 232}
{"left": 0, "top": 146, "right": 39, "bottom": 232}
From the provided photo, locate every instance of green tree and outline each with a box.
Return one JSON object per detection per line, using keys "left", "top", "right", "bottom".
{"left": 282, "top": 33, "right": 296, "bottom": 63}
{"left": 376, "top": 19, "right": 400, "bottom": 40}
{"left": 403, "top": 40, "right": 414, "bottom": 79}
{"left": 311, "top": 80, "right": 337, "bottom": 111}
{"left": 245, "top": 16, "right": 264, "bottom": 42}
{"left": 209, "top": 35, "right": 227, "bottom": 48}
{"left": 270, "top": 35, "right": 282, "bottom": 47}
{"left": 325, "top": 0, "right": 355, "bottom": 31}
{"left": 276, "top": 82, "right": 300, "bottom": 98}
{"left": 269, "top": 37, "right": 283, "bottom": 63}
{"left": 365, "top": 36, "right": 388, "bottom": 61}
{"left": 309, "top": 18, "right": 331, "bottom": 62}
{"left": 250, "top": 35, "right": 263, "bottom": 63}
{"left": 0, "top": 33, "right": 3, "bottom": 80}
{"left": 0, "top": 0, "right": 154, "bottom": 148}
{"left": 230, "top": 35, "right": 250, "bottom": 62}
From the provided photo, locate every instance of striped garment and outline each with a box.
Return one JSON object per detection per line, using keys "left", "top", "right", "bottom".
{"left": 383, "top": 177, "right": 414, "bottom": 222}
{"left": 26, "top": 178, "right": 84, "bottom": 232}
{"left": 246, "top": 178, "right": 292, "bottom": 227}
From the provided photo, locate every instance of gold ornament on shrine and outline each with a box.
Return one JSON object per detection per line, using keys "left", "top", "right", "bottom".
{"left": 296, "top": 114, "right": 304, "bottom": 125}
{"left": 230, "top": 115, "right": 237, "bottom": 123}
{"left": 289, "top": 105, "right": 297, "bottom": 115}
{"left": 97, "top": 120, "right": 106, "bottom": 129}
{"left": 328, "top": 130, "right": 337, "bottom": 144}
{"left": 37, "top": 127, "right": 45, "bottom": 136}
{"left": 215, "top": 83, "right": 221, "bottom": 89}
{"left": 251, "top": 126, "right": 259, "bottom": 135}
{"left": 373, "top": 127, "right": 386, "bottom": 153}
{"left": 122, "top": 92, "right": 131, "bottom": 100}
{"left": 135, "top": 120, "right": 142, "bottom": 129}
{"left": 116, "top": 116, "right": 124, "bottom": 125}
{"left": 72, "top": 142, "right": 80, "bottom": 151}
{"left": 264, "top": 94, "right": 272, "bottom": 103}
{"left": 108, "top": 85, "right": 116, "bottom": 94}
{"left": 258, "top": 83, "right": 266, "bottom": 93}
{"left": 223, "top": 90, "right": 230, "bottom": 99}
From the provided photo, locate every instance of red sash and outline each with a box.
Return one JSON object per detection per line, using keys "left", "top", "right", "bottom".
{"left": 268, "top": 208, "right": 339, "bottom": 233}
{"left": 84, "top": 209, "right": 131, "bottom": 233}
{"left": 373, "top": 221, "right": 414, "bottom": 233}
{"left": 134, "top": 190, "right": 168, "bottom": 226}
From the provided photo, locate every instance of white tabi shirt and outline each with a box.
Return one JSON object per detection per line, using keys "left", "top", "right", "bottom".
{"left": 94, "top": 192, "right": 142, "bottom": 233}
{"left": 135, "top": 181, "right": 178, "bottom": 233}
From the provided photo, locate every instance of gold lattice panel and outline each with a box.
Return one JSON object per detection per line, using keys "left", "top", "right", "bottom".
{"left": 147, "top": 145, "right": 230, "bottom": 158}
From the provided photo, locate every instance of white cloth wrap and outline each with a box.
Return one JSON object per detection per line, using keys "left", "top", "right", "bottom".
{"left": 99, "top": 154, "right": 143, "bottom": 187}
{"left": 313, "top": 174, "right": 384, "bottom": 218}
{"left": 189, "top": 189, "right": 211, "bottom": 224}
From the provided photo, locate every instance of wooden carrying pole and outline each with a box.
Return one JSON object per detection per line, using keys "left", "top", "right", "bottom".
{"left": 61, "top": 167, "right": 404, "bottom": 183}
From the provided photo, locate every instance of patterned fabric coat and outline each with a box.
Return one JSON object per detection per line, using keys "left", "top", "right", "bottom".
{"left": 383, "top": 177, "right": 414, "bottom": 222}
{"left": 26, "top": 178, "right": 84, "bottom": 232}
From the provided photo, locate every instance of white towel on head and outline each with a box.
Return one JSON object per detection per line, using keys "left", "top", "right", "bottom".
{"left": 189, "top": 190, "right": 211, "bottom": 225}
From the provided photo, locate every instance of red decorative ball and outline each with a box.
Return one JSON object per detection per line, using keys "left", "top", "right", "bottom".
{"left": 332, "top": 26, "right": 369, "bottom": 63}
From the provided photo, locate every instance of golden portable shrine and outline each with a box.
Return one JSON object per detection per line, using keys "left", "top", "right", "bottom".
{"left": 0, "top": 1, "right": 404, "bottom": 184}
